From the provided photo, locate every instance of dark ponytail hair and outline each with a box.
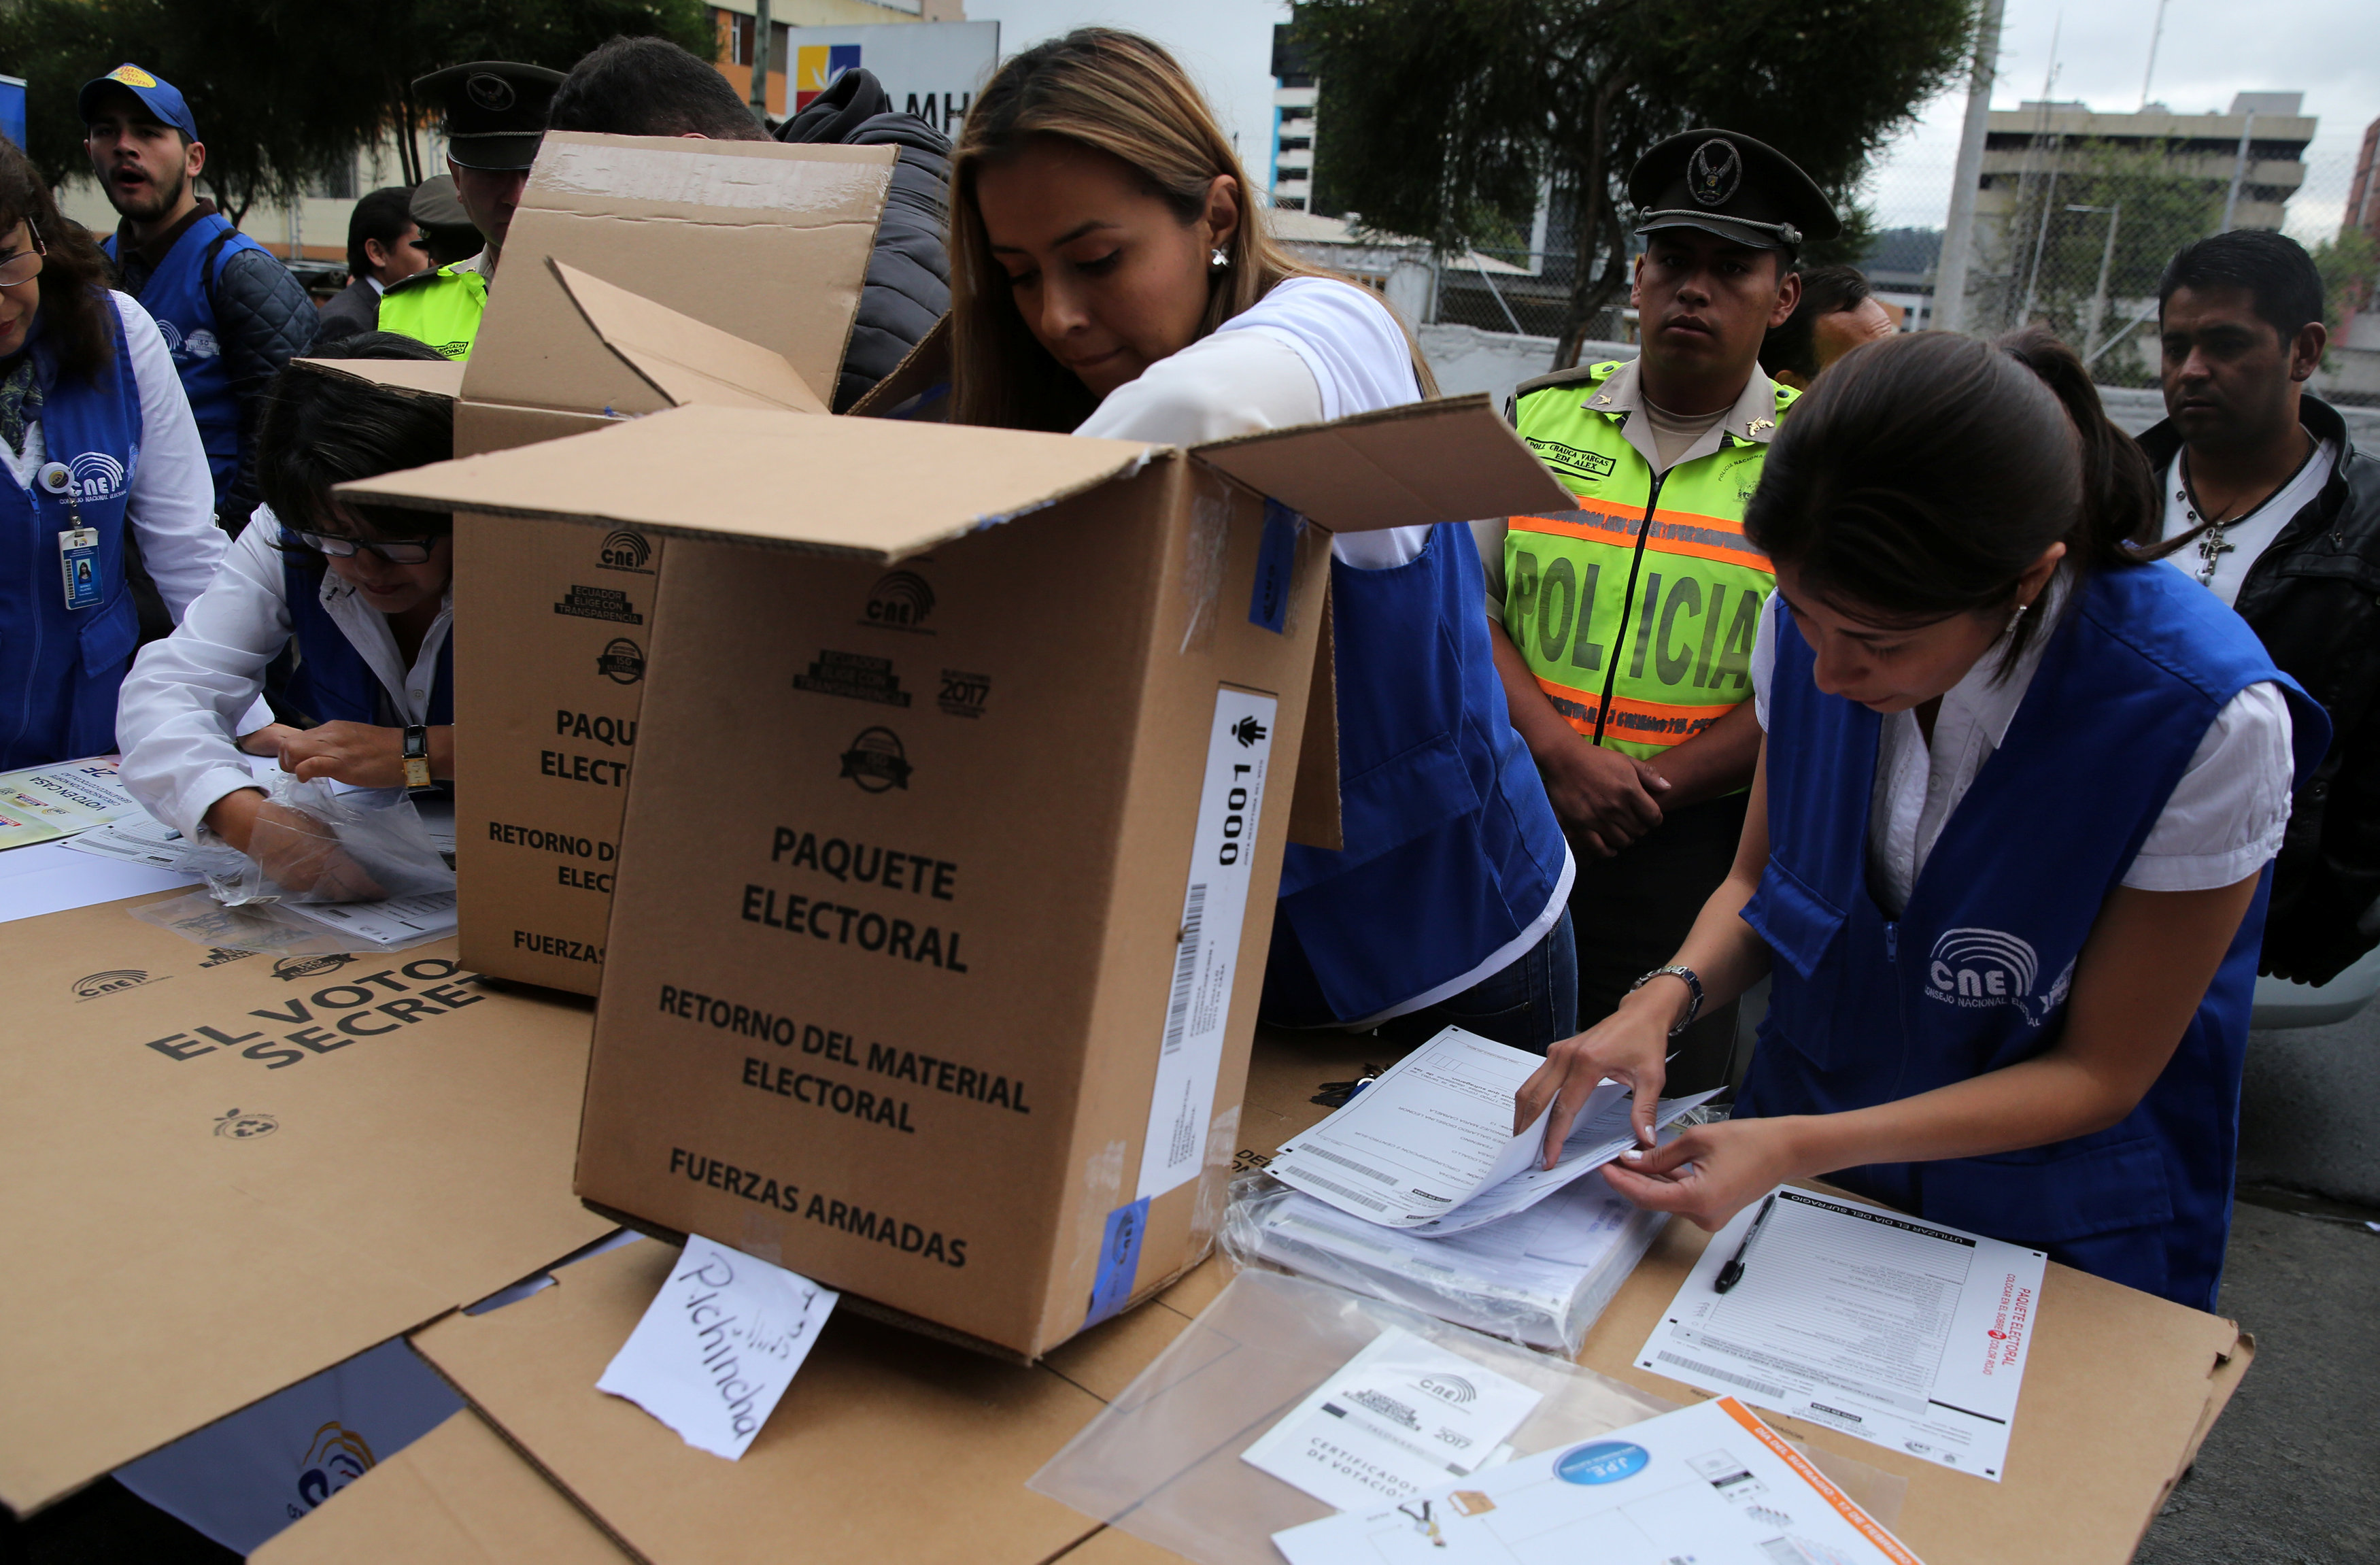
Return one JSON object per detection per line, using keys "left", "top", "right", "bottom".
{"left": 1743, "top": 326, "right": 2154, "bottom": 667}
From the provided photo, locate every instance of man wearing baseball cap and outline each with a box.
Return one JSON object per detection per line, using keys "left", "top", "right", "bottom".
{"left": 82, "top": 63, "right": 318, "bottom": 533}
{"left": 1478, "top": 130, "right": 1838, "bottom": 1092}
{"left": 378, "top": 62, "right": 563, "bottom": 361}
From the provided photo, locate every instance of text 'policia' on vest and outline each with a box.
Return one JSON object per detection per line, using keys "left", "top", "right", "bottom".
{"left": 1505, "top": 364, "right": 1796, "bottom": 763}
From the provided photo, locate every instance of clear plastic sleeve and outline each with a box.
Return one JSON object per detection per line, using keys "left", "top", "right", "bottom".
{"left": 202, "top": 775, "right": 454, "bottom": 907}
{"left": 1220, "top": 1171, "right": 1664, "bottom": 1358}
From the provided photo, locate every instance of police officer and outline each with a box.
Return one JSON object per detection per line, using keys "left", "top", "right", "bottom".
{"left": 379, "top": 62, "right": 564, "bottom": 360}
{"left": 82, "top": 63, "right": 318, "bottom": 532}
{"left": 1478, "top": 130, "right": 1837, "bottom": 1093}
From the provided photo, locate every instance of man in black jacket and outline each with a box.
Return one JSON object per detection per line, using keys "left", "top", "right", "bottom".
{"left": 547, "top": 37, "right": 948, "bottom": 410}
{"left": 2141, "top": 229, "right": 2380, "bottom": 984}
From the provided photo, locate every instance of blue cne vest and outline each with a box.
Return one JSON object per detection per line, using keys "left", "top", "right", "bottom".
{"left": 0, "top": 314, "right": 144, "bottom": 767}
{"left": 278, "top": 547, "right": 454, "bottom": 728}
{"left": 1738, "top": 564, "right": 2328, "bottom": 1311}
{"left": 105, "top": 213, "right": 269, "bottom": 514}
{"left": 1261, "top": 522, "right": 1569, "bottom": 1025}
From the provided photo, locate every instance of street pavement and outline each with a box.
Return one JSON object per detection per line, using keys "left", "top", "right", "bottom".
{"left": 2137, "top": 1004, "right": 2380, "bottom": 1565}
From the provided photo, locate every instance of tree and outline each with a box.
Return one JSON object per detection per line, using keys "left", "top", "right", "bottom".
{"left": 1297, "top": 0, "right": 1973, "bottom": 366}
{"left": 0, "top": 0, "right": 712, "bottom": 226}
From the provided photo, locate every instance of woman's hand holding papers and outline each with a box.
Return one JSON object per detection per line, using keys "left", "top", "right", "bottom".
{"left": 1514, "top": 979, "right": 1678, "bottom": 1165}
{"left": 1599, "top": 1117, "right": 1799, "bottom": 1232}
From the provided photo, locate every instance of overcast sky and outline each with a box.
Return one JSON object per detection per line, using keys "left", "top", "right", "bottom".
{"left": 965, "top": 0, "right": 2378, "bottom": 239}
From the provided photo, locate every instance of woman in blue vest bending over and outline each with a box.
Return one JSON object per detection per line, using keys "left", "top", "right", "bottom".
{"left": 0, "top": 141, "right": 228, "bottom": 769}
{"left": 951, "top": 30, "right": 1575, "bottom": 1047}
{"left": 119, "top": 335, "right": 456, "bottom": 896}
{"left": 1517, "top": 329, "right": 2327, "bottom": 1310}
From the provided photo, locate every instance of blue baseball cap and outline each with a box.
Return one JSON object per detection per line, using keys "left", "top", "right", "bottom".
{"left": 78, "top": 64, "right": 200, "bottom": 141}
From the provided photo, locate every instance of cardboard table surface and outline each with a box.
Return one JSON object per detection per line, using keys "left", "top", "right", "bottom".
{"left": 271, "top": 1026, "right": 2242, "bottom": 1564}
{"left": 0, "top": 892, "right": 614, "bottom": 1514}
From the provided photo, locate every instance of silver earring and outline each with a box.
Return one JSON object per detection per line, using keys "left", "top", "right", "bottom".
{"left": 2007, "top": 601, "right": 2030, "bottom": 633}
{"left": 1210, "top": 247, "right": 1229, "bottom": 269}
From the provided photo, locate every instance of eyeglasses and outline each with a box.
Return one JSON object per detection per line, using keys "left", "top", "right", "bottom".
{"left": 292, "top": 530, "right": 438, "bottom": 565}
{"left": 0, "top": 224, "right": 48, "bottom": 290}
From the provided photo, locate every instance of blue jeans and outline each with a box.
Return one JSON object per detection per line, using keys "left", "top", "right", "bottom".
{"left": 1369, "top": 906, "right": 1579, "bottom": 1054}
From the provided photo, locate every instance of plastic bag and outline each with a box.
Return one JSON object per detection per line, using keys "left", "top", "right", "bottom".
{"left": 1029, "top": 1270, "right": 1677, "bottom": 1565}
{"left": 1221, "top": 1171, "right": 1665, "bottom": 1358}
{"left": 203, "top": 775, "right": 454, "bottom": 907}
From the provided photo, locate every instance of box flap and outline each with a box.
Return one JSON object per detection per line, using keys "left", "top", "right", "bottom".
{"left": 339, "top": 403, "right": 1157, "bottom": 562}
{"left": 291, "top": 356, "right": 466, "bottom": 401}
{"left": 549, "top": 258, "right": 827, "bottom": 416}
{"left": 1191, "top": 394, "right": 1573, "bottom": 534}
{"left": 848, "top": 312, "right": 952, "bottom": 421}
{"left": 464, "top": 133, "right": 894, "bottom": 420}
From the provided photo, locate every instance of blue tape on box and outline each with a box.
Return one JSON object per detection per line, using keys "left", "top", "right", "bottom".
{"left": 1247, "top": 499, "right": 1304, "bottom": 634}
{"left": 1084, "top": 1196, "right": 1151, "bottom": 1328}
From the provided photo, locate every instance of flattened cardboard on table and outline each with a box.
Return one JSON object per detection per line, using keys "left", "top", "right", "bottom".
{"left": 0, "top": 894, "right": 612, "bottom": 1516}
{"left": 343, "top": 388, "right": 1573, "bottom": 1359}
{"left": 445, "top": 133, "right": 892, "bottom": 996}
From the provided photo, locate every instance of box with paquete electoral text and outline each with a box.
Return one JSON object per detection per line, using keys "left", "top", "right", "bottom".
{"left": 341, "top": 281, "right": 1574, "bottom": 1359}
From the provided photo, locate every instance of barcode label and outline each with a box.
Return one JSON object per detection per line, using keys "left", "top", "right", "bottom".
{"left": 1161, "top": 884, "right": 1208, "bottom": 1054}
{"left": 1134, "top": 688, "right": 1276, "bottom": 1202}
{"left": 1288, "top": 1144, "right": 1397, "bottom": 1184}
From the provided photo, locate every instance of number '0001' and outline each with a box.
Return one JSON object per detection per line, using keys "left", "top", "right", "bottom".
{"left": 1218, "top": 771, "right": 1251, "bottom": 865}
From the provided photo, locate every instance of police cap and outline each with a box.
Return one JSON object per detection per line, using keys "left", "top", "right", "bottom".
{"left": 413, "top": 61, "right": 564, "bottom": 171}
{"left": 408, "top": 174, "right": 471, "bottom": 231}
{"left": 1629, "top": 129, "right": 1840, "bottom": 252}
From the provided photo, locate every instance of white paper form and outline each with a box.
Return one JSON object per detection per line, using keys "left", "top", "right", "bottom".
{"left": 1273, "top": 1394, "right": 1924, "bottom": 1565}
{"left": 281, "top": 891, "right": 460, "bottom": 948}
{"left": 1269, "top": 1027, "right": 1713, "bottom": 1230}
{"left": 1637, "top": 1186, "right": 2048, "bottom": 1481}
{"left": 0, "top": 838, "right": 200, "bottom": 924}
{"left": 0, "top": 755, "right": 142, "bottom": 849}
{"left": 1137, "top": 688, "right": 1276, "bottom": 1201}
{"left": 61, "top": 815, "right": 216, "bottom": 873}
{"left": 596, "top": 1234, "right": 838, "bottom": 1461}
{"left": 1240, "top": 1326, "right": 1544, "bottom": 1513}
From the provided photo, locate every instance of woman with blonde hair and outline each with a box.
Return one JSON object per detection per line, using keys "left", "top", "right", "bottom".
{"left": 953, "top": 29, "right": 1577, "bottom": 1048}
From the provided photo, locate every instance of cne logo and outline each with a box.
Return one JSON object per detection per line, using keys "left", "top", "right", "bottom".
{"left": 598, "top": 529, "right": 654, "bottom": 573}
{"left": 153, "top": 317, "right": 183, "bottom": 352}
{"left": 1925, "top": 928, "right": 2074, "bottom": 1026}
{"left": 838, "top": 726, "right": 913, "bottom": 793}
{"left": 182, "top": 328, "right": 220, "bottom": 359}
{"left": 292, "top": 1420, "right": 377, "bottom": 1513}
{"left": 863, "top": 569, "right": 936, "bottom": 632}
{"left": 597, "top": 637, "right": 646, "bottom": 685}
{"left": 1416, "top": 1374, "right": 1476, "bottom": 1407}
{"left": 273, "top": 952, "right": 354, "bottom": 982}
{"left": 71, "top": 968, "right": 150, "bottom": 1000}
{"left": 68, "top": 451, "right": 128, "bottom": 501}
{"left": 214, "top": 1107, "right": 278, "bottom": 1139}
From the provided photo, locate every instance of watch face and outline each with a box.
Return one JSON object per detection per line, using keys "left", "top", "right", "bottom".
{"left": 403, "top": 756, "right": 434, "bottom": 790}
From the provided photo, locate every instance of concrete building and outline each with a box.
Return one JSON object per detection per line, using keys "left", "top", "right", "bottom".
{"left": 1268, "top": 24, "right": 1316, "bottom": 211}
{"left": 1979, "top": 92, "right": 2317, "bottom": 244}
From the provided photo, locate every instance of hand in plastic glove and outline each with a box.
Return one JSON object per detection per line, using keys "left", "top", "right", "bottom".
{"left": 203, "top": 789, "right": 386, "bottom": 901}
{"left": 275, "top": 722, "right": 453, "bottom": 788}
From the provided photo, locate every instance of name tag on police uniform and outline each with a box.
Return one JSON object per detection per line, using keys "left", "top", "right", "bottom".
{"left": 58, "top": 527, "right": 100, "bottom": 611}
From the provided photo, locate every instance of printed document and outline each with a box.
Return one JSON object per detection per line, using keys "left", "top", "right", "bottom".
{"left": 281, "top": 891, "right": 460, "bottom": 948}
{"left": 596, "top": 1234, "right": 837, "bottom": 1461}
{"left": 1273, "top": 1394, "right": 1923, "bottom": 1564}
{"left": 1268, "top": 1027, "right": 1713, "bottom": 1231}
{"left": 1240, "top": 1326, "right": 1544, "bottom": 1513}
{"left": 0, "top": 755, "right": 141, "bottom": 849}
{"left": 1636, "top": 1186, "right": 2047, "bottom": 1481}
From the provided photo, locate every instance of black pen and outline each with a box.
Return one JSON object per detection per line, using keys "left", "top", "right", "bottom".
{"left": 1714, "top": 1192, "right": 1778, "bottom": 1294}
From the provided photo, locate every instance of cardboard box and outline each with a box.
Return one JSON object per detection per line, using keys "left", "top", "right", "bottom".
{"left": 344, "top": 354, "right": 1572, "bottom": 1355}
{"left": 445, "top": 133, "right": 894, "bottom": 994}
{"left": 0, "top": 893, "right": 612, "bottom": 1515}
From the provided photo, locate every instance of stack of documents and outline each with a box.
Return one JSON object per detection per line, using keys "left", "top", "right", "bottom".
{"left": 1231, "top": 1177, "right": 1666, "bottom": 1355}
{"left": 0, "top": 756, "right": 143, "bottom": 849}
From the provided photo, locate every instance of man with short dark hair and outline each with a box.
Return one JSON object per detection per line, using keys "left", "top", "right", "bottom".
{"left": 318, "top": 186, "right": 429, "bottom": 341}
{"left": 549, "top": 35, "right": 951, "bottom": 410}
{"left": 2142, "top": 228, "right": 2380, "bottom": 984}
{"left": 82, "top": 63, "right": 317, "bottom": 532}
{"left": 1757, "top": 263, "right": 1894, "bottom": 388}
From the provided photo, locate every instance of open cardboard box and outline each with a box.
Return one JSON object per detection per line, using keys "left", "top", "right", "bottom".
{"left": 438, "top": 133, "right": 893, "bottom": 995}
{"left": 0, "top": 895, "right": 612, "bottom": 1516}
{"left": 343, "top": 282, "right": 1573, "bottom": 1356}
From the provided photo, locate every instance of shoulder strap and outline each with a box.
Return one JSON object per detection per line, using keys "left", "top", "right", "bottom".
{"left": 197, "top": 224, "right": 237, "bottom": 322}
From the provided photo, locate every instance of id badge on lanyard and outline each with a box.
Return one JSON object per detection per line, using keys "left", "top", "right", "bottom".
{"left": 37, "top": 462, "right": 100, "bottom": 611}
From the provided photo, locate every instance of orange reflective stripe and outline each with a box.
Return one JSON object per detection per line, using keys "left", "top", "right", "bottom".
{"left": 1530, "top": 677, "right": 1733, "bottom": 747}
{"left": 1512, "top": 505, "right": 1769, "bottom": 575}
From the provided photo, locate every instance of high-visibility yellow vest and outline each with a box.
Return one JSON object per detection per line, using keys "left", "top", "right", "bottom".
{"left": 1505, "top": 361, "right": 1795, "bottom": 764}
{"left": 376, "top": 265, "right": 487, "bottom": 361}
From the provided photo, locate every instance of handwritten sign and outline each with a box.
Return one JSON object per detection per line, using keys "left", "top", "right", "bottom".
{"left": 595, "top": 1234, "right": 838, "bottom": 1460}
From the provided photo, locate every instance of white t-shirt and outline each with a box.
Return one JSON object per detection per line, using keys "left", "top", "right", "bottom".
{"left": 1749, "top": 577, "right": 2294, "bottom": 916}
{"left": 2153, "top": 437, "right": 2334, "bottom": 607}
{"left": 1072, "top": 276, "right": 1432, "bottom": 569}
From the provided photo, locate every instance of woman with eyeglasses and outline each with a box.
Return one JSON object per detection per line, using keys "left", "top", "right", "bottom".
{"left": 118, "top": 334, "right": 456, "bottom": 893}
{"left": 0, "top": 139, "right": 226, "bottom": 769}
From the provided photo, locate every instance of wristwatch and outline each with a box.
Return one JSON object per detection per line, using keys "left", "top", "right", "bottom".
{"left": 1629, "top": 964, "right": 1705, "bottom": 1036}
{"left": 401, "top": 725, "right": 433, "bottom": 792}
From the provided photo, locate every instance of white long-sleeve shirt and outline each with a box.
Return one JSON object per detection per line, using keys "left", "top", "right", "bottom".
{"left": 1, "top": 291, "right": 227, "bottom": 618}
{"left": 117, "top": 507, "right": 454, "bottom": 839}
